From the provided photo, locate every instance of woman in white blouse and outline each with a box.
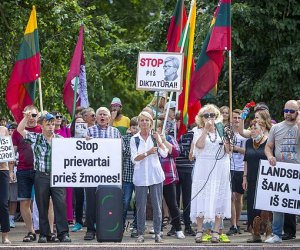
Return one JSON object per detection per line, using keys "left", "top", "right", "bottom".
{"left": 130, "top": 111, "right": 168, "bottom": 243}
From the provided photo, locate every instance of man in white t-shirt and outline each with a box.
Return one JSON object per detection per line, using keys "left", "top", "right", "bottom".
{"left": 226, "top": 109, "right": 247, "bottom": 236}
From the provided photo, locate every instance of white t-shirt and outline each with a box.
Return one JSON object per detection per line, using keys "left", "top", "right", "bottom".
{"left": 230, "top": 133, "right": 246, "bottom": 171}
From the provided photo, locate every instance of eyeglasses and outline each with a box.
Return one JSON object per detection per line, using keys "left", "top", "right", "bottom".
{"left": 283, "top": 109, "right": 296, "bottom": 114}
{"left": 31, "top": 114, "right": 38, "bottom": 118}
{"left": 163, "top": 65, "right": 174, "bottom": 69}
{"left": 56, "top": 115, "right": 63, "bottom": 119}
{"left": 202, "top": 113, "right": 216, "bottom": 119}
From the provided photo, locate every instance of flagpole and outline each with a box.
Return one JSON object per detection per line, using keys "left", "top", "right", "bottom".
{"left": 38, "top": 77, "right": 43, "bottom": 113}
{"left": 228, "top": 50, "right": 232, "bottom": 123}
{"left": 72, "top": 77, "right": 79, "bottom": 119}
{"left": 162, "top": 0, "right": 195, "bottom": 136}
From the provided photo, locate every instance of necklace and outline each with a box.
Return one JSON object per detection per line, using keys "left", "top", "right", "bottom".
{"left": 253, "top": 136, "right": 265, "bottom": 150}
{"left": 208, "top": 128, "right": 217, "bottom": 143}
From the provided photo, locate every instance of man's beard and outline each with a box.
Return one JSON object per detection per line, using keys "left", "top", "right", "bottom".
{"left": 116, "top": 110, "right": 121, "bottom": 117}
{"left": 285, "top": 116, "right": 296, "bottom": 122}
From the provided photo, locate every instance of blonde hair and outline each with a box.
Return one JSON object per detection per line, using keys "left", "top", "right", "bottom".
{"left": 195, "top": 104, "right": 222, "bottom": 128}
{"left": 255, "top": 109, "right": 272, "bottom": 131}
{"left": 138, "top": 111, "right": 153, "bottom": 127}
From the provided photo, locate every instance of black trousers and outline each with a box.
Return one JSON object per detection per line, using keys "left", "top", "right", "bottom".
{"left": 284, "top": 213, "right": 296, "bottom": 236}
{"left": 34, "top": 172, "right": 69, "bottom": 237}
{"left": 85, "top": 187, "right": 96, "bottom": 233}
{"left": 163, "top": 182, "right": 181, "bottom": 231}
{"left": 247, "top": 181, "right": 261, "bottom": 228}
{"left": 0, "top": 171, "right": 10, "bottom": 233}
{"left": 74, "top": 187, "right": 85, "bottom": 225}
{"left": 176, "top": 170, "right": 192, "bottom": 228}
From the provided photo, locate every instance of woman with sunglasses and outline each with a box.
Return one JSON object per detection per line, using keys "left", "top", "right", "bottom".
{"left": 52, "top": 111, "right": 73, "bottom": 225}
{"left": 190, "top": 104, "right": 231, "bottom": 243}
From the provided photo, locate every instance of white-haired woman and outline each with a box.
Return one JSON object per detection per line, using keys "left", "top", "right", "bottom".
{"left": 130, "top": 111, "right": 168, "bottom": 243}
{"left": 191, "top": 104, "right": 231, "bottom": 243}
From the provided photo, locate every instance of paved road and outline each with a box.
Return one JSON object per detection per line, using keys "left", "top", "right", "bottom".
{"left": 1, "top": 219, "right": 299, "bottom": 249}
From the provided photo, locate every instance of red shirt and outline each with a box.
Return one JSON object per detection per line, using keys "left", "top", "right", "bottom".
{"left": 12, "top": 125, "right": 42, "bottom": 171}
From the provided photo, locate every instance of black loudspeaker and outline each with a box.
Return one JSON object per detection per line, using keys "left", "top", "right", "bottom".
{"left": 96, "top": 185, "right": 123, "bottom": 242}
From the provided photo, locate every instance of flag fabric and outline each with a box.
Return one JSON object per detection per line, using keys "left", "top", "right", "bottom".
{"left": 189, "top": 0, "right": 231, "bottom": 105}
{"left": 63, "top": 25, "right": 89, "bottom": 116}
{"left": 6, "top": 6, "right": 40, "bottom": 123}
{"left": 166, "top": 0, "right": 200, "bottom": 138}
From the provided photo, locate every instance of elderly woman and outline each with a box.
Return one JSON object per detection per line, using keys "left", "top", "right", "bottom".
{"left": 190, "top": 104, "right": 231, "bottom": 243}
{"left": 242, "top": 120, "right": 271, "bottom": 243}
{"left": 130, "top": 111, "right": 168, "bottom": 243}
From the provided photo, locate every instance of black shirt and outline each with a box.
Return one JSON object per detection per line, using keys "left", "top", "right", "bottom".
{"left": 244, "top": 138, "right": 267, "bottom": 182}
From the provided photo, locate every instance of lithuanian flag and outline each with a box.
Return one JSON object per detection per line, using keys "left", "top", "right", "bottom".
{"left": 189, "top": 0, "right": 231, "bottom": 105}
{"left": 6, "top": 6, "right": 40, "bottom": 123}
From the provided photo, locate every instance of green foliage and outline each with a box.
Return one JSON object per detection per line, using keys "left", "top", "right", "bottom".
{"left": 0, "top": 0, "right": 299, "bottom": 123}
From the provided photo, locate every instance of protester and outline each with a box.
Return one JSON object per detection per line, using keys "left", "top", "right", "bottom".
{"left": 226, "top": 109, "right": 246, "bottom": 236}
{"left": 0, "top": 125, "right": 11, "bottom": 244}
{"left": 130, "top": 111, "right": 168, "bottom": 243}
{"left": 52, "top": 111, "right": 73, "bottom": 224}
{"left": 84, "top": 107, "right": 121, "bottom": 241}
{"left": 0, "top": 116, "right": 7, "bottom": 127}
{"left": 70, "top": 116, "right": 86, "bottom": 232}
{"left": 220, "top": 106, "right": 230, "bottom": 127}
{"left": 190, "top": 104, "right": 231, "bottom": 243}
{"left": 175, "top": 124, "right": 196, "bottom": 237}
{"left": 17, "top": 111, "right": 71, "bottom": 243}
{"left": 264, "top": 100, "right": 300, "bottom": 244}
{"left": 81, "top": 108, "right": 96, "bottom": 127}
{"left": 122, "top": 117, "right": 138, "bottom": 233}
{"left": 110, "top": 97, "right": 130, "bottom": 135}
{"left": 156, "top": 120, "right": 185, "bottom": 239}
{"left": 147, "top": 91, "right": 167, "bottom": 118}
{"left": 11, "top": 105, "right": 42, "bottom": 242}
{"left": 242, "top": 120, "right": 272, "bottom": 242}
{"left": 162, "top": 101, "right": 177, "bottom": 136}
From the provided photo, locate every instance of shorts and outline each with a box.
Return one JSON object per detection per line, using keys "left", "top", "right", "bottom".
{"left": 9, "top": 182, "right": 18, "bottom": 202}
{"left": 16, "top": 170, "right": 36, "bottom": 200}
{"left": 230, "top": 170, "right": 244, "bottom": 194}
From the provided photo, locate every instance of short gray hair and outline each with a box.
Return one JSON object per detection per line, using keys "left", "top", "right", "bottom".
{"left": 96, "top": 107, "right": 111, "bottom": 117}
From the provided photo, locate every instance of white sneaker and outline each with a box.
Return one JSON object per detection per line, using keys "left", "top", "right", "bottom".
{"left": 265, "top": 235, "right": 282, "bottom": 243}
{"left": 149, "top": 227, "right": 155, "bottom": 234}
{"left": 176, "top": 230, "right": 185, "bottom": 239}
{"left": 9, "top": 218, "right": 15, "bottom": 228}
{"left": 151, "top": 231, "right": 163, "bottom": 239}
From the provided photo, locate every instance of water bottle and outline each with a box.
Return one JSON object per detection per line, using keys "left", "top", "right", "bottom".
{"left": 240, "top": 101, "right": 256, "bottom": 120}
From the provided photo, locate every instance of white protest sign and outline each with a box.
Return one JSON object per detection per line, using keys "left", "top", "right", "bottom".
{"left": 75, "top": 122, "right": 88, "bottom": 138}
{"left": 51, "top": 138, "right": 122, "bottom": 187}
{"left": 136, "top": 52, "right": 184, "bottom": 92}
{"left": 0, "top": 136, "right": 15, "bottom": 162}
{"left": 255, "top": 160, "right": 300, "bottom": 215}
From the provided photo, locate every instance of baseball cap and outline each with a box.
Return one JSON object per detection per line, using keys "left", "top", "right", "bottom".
{"left": 164, "top": 101, "right": 176, "bottom": 110}
{"left": 38, "top": 112, "right": 54, "bottom": 124}
{"left": 111, "top": 97, "right": 122, "bottom": 106}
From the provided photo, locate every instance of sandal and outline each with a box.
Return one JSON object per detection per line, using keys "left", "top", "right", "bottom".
{"left": 195, "top": 230, "right": 203, "bottom": 243}
{"left": 23, "top": 232, "right": 37, "bottom": 242}
{"left": 211, "top": 230, "right": 220, "bottom": 243}
{"left": 47, "top": 233, "right": 60, "bottom": 243}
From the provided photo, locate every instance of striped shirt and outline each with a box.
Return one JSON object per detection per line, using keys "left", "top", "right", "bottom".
{"left": 25, "top": 132, "right": 62, "bottom": 173}
{"left": 88, "top": 124, "right": 121, "bottom": 139}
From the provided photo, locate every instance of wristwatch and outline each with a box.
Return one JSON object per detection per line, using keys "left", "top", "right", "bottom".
{"left": 144, "top": 152, "right": 148, "bottom": 157}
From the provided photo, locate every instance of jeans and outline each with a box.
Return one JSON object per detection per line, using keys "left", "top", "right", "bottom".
{"left": 272, "top": 212, "right": 284, "bottom": 238}
{"left": 122, "top": 182, "right": 135, "bottom": 228}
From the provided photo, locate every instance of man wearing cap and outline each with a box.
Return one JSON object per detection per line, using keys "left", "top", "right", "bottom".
{"left": 17, "top": 111, "right": 71, "bottom": 243}
{"left": 110, "top": 97, "right": 130, "bottom": 136}
{"left": 11, "top": 105, "right": 42, "bottom": 242}
{"left": 84, "top": 107, "right": 121, "bottom": 240}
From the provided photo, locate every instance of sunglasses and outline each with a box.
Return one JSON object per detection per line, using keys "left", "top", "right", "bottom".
{"left": 90, "top": 114, "right": 96, "bottom": 118}
{"left": 56, "top": 115, "right": 63, "bottom": 119}
{"left": 31, "top": 113, "right": 38, "bottom": 118}
{"left": 283, "top": 109, "right": 296, "bottom": 114}
{"left": 202, "top": 113, "right": 216, "bottom": 119}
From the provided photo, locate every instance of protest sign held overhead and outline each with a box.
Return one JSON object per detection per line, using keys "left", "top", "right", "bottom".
{"left": 51, "top": 138, "right": 122, "bottom": 187}
{"left": 0, "top": 136, "right": 15, "bottom": 162}
{"left": 255, "top": 160, "right": 300, "bottom": 215}
{"left": 136, "top": 52, "right": 184, "bottom": 92}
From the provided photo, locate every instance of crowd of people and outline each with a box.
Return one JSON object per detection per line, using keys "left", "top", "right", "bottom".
{"left": 0, "top": 93, "right": 299, "bottom": 245}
